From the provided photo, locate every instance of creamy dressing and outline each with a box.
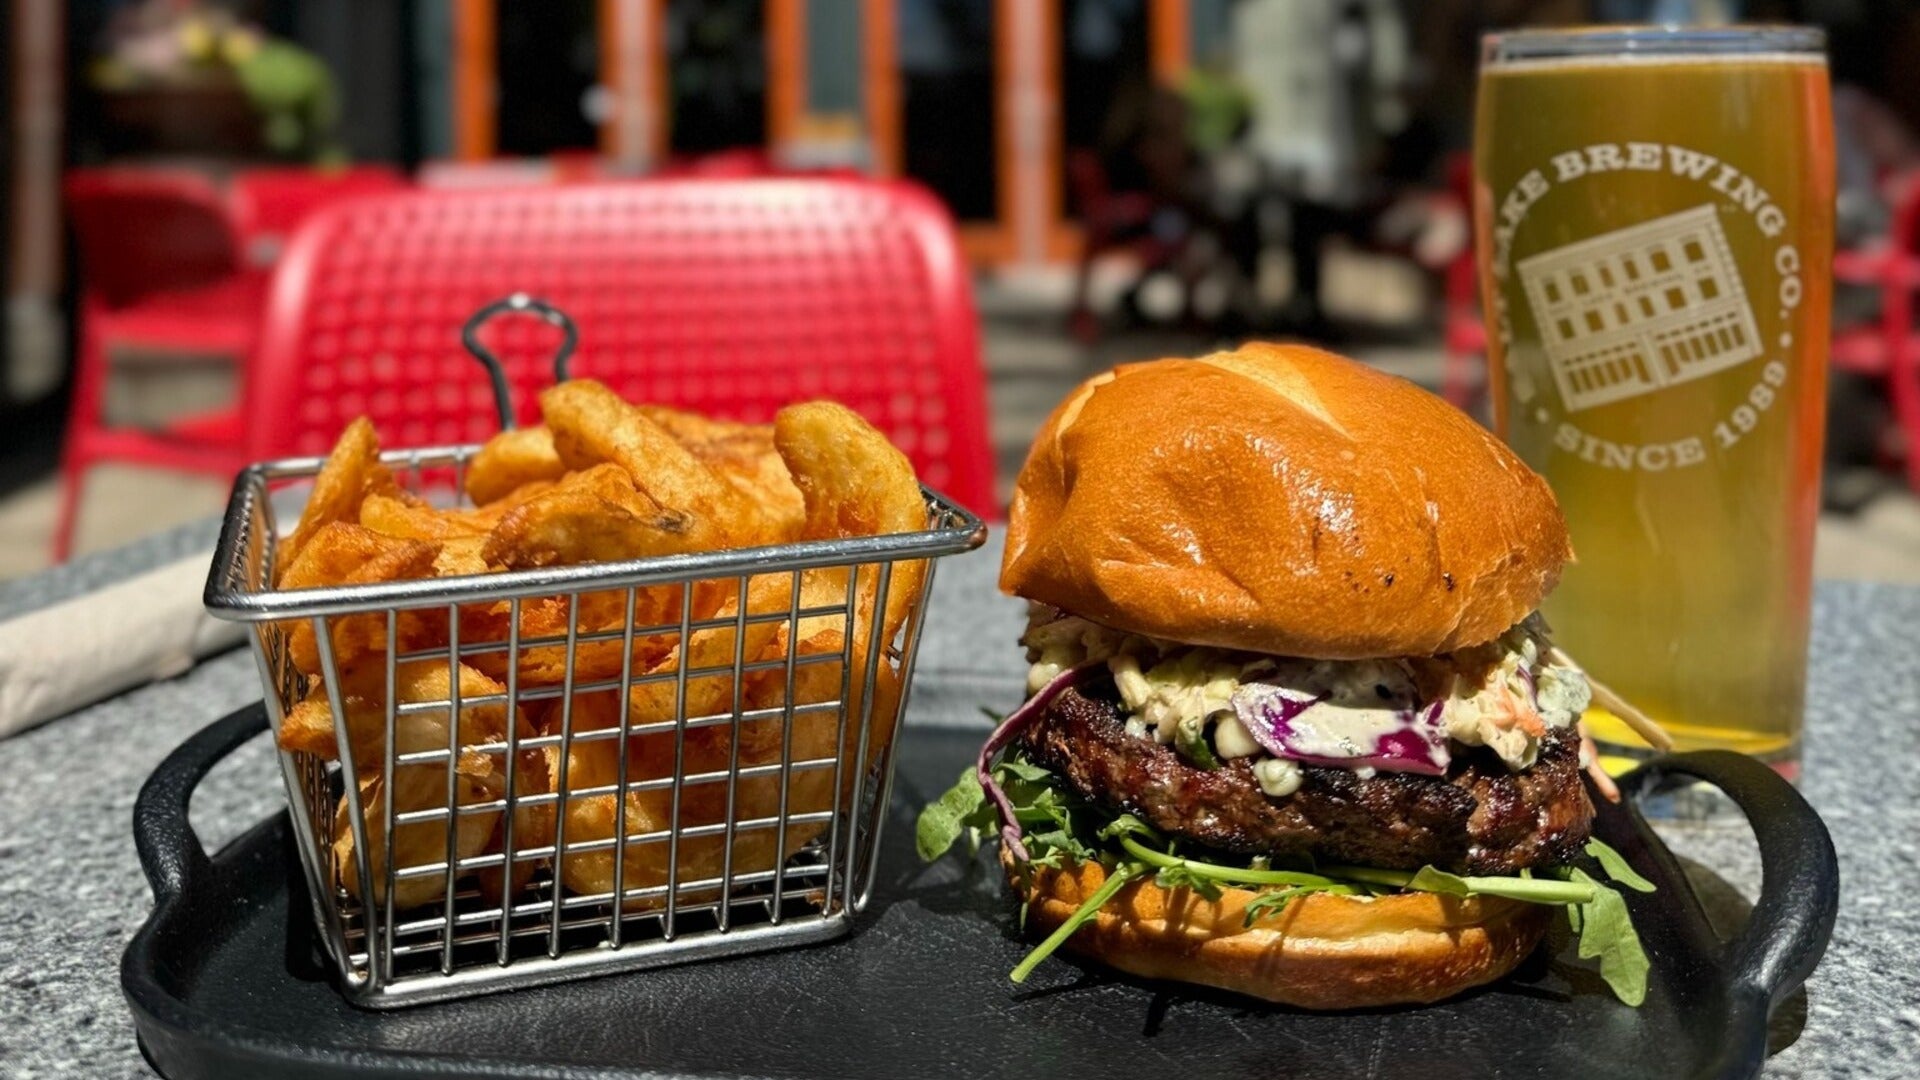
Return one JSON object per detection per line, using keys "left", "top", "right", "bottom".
{"left": 1021, "top": 605, "right": 1589, "bottom": 788}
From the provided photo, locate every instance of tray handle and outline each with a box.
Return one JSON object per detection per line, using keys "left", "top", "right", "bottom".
{"left": 1620, "top": 750, "right": 1839, "bottom": 1009}
{"left": 133, "top": 705, "right": 270, "bottom": 907}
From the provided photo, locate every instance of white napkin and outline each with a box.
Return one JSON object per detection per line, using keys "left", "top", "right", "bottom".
{"left": 0, "top": 555, "right": 246, "bottom": 739}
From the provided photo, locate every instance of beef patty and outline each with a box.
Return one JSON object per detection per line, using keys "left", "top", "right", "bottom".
{"left": 1019, "top": 680, "right": 1594, "bottom": 874}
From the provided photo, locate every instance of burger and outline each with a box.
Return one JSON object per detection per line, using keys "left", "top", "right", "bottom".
{"left": 918, "top": 343, "right": 1653, "bottom": 1009}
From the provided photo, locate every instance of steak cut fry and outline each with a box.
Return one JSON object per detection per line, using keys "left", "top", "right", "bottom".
{"left": 480, "top": 464, "right": 695, "bottom": 569}
{"left": 278, "top": 659, "right": 519, "bottom": 763}
{"left": 541, "top": 379, "right": 792, "bottom": 550}
{"left": 278, "top": 522, "right": 442, "bottom": 676}
{"left": 774, "top": 400, "right": 930, "bottom": 651}
{"left": 465, "top": 424, "right": 567, "bottom": 506}
{"left": 279, "top": 417, "right": 392, "bottom": 581}
{"left": 271, "top": 391, "right": 936, "bottom": 915}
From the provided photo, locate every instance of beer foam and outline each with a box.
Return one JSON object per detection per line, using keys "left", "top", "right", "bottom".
{"left": 1488, "top": 52, "right": 1825, "bottom": 74}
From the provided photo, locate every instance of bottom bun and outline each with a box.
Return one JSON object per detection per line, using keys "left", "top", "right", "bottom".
{"left": 1009, "top": 853, "right": 1550, "bottom": 1009}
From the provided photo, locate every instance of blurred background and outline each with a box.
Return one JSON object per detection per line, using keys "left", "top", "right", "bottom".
{"left": 4, "top": 0, "right": 1920, "bottom": 578}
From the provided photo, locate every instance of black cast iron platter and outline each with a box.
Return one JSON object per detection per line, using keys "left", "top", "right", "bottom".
{"left": 124, "top": 704, "right": 1837, "bottom": 1079}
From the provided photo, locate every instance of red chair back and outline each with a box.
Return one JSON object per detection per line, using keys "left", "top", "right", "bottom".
{"left": 250, "top": 177, "right": 997, "bottom": 514}
{"left": 229, "top": 165, "right": 410, "bottom": 263}
{"left": 658, "top": 148, "right": 779, "bottom": 179}
{"left": 64, "top": 168, "right": 240, "bottom": 308}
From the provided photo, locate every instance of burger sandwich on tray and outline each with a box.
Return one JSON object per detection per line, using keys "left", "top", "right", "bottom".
{"left": 919, "top": 342, "right": 1658, "bottom": 1009}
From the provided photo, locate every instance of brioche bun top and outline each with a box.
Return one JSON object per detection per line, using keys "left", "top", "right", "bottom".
{"left": 1000, "top": 342, "right": 1571, "bottom": 658}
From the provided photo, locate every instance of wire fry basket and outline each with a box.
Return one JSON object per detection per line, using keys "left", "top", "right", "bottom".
{"left": 203, "top": 298, "right": 987, "bottom": 1007}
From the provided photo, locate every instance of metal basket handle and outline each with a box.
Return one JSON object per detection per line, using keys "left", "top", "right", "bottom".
{"left": 461, "top": 293, "right": 578, "bottom": 431}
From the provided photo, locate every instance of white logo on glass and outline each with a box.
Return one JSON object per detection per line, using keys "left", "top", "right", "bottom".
{"left": 1517, "top": 205, "right": 1761, "bottom": 413}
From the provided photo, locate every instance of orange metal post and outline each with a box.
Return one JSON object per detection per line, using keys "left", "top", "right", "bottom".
{"left": 1151, "top": 0, "right": 1191, "bottom": 84}
{"left": 768, "top": 0, "right": 805, "bottom": 149}
{"left": 452, "top": 0, "right": 497, "bottom": 160}
{"left": 862, "top": 0, "right": 901, "bottom": 176}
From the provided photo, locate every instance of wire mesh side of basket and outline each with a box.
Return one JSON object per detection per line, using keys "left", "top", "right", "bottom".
{"left": 215, "top": 444, "right": 982, "bottom": 1006}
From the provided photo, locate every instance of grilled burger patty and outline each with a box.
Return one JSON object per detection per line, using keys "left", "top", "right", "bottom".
{"left": 1019, "top": 679, "right": 1595, "bottom": 874}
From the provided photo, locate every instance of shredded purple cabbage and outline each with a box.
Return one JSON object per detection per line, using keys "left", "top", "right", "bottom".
{"left": 978, "top": 662, "right": 1099, "bottom": 863}
{"left": 1231, "top": 686, "right": 1450, "bottom": 776}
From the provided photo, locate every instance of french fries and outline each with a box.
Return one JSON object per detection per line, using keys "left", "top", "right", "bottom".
{"left": 541, "top": 381, "right": 795, "bottom": 551}
{"left": 274, "top": 383, "right": 933, "bottom": 917}
{"left": 549, "top": 596, "right": 897, "bottom": 908}
{"left": 277, "top": 417, "right": 393, "bottom": 580}
{"left": 480, "top": 464, "right": 694, "bottom": 569}
{"left": 465, "top": 425, "right": 567, "bottom": 506}
{"left": 278, "top": 523, "right": 442, "bottom": 676}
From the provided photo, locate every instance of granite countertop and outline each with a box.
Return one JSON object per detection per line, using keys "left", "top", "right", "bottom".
{"left": 0, "top": 527, "right": 1915, "bottom": 1078}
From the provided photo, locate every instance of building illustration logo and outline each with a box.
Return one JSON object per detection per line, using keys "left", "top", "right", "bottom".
{"left": 1516, "top": 205, "right": 1761, "bottom": 413}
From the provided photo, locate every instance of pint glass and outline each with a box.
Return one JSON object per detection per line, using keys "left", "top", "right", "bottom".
{"left": 1473, "top": 28, "right": 1833, "bottom": 779}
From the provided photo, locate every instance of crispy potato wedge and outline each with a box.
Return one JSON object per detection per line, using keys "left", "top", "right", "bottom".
{"left": 635, "top": 404, "right": 762, "bottom": 446}
{"left": 546, "top": 574, "right": 796, "bottom": 903}
{"left": 279, "top": 391, "right": 931, "bottom": 919}
{"left": 279, "top": 417, "right": 393, "bottom": 580}
{"left": 463, "top": 588, "right": 687, "bottom": 688}
{"left": 638, "top": 405, "right": 805, "bottom": 538}
{"left": 774, "top": 402, "right": 927, "bottom": 540}
{"left": 774, "top": 400, "right": 930, "bottom": 652}
{"left": 433, "top": 535, "right": 490, "bottom": 578}
{"left": 360, "top": 491, "right": 492, "bottom": 542}
{"left": 471, "top": 465, "right": 719, "bottom": 686}
{"left": 278, "top": 523, "right": 443, "bottom": 675}
{"left": 543, "top": 615, "right": 907, "bottom": 909}
{"left": 541, "top": 380, "right": 787, "bottom": 550}
{"left": 318, "top": 663, "right": 545, "bottom": 909}
{"left": 278, "top": 659, "right": 519, "bottom": 763}
{"left": 481, "top": 464, "right": 696, "bottom": 569}
{"left": 463, "top": 478, "right": 558, "bottom": 525}
{"left": 332, "top": 736, "right": 502, "bottom": 911}
{"left": 466, "top": 425, "right": 567, "bottom": 506}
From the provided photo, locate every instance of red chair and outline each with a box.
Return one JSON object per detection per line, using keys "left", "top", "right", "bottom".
{"left": 229, "top": 165, "right": 410, "bottom": 268}
{"left": 658, "top": 148, "right": 779, "bottom": 178}
{"left": 1439, "top": 154, "right": 1487, "bottom": 411}
{"left": 57, "top": 169, "right": 263, "bottom": 559}
{"left": 248, "top": 177, "right": 999, "bottom": 516}
{"left": 1831, "top": 170, "right": 1920, "bottom": 492}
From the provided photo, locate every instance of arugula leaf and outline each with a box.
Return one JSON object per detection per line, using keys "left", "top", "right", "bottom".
{"left": 1153, "top": 863, "right": 1225, "bottom": 902}
{"left": 1568, "top": 868, "right": 1651, "bottom": 1007}
{"left": 915, "top": 767, "right": 987, "bottom": 862}
{"left": 989, "top": 752, "right": 1104, "bottom": 866}
{"left": 1096, "top": 813, "right": 1162, "bottom": 844}
{"left": 1117, "top": 835, "right": 1349, "bottom": 888}
{"left": 1241, "top": 887, "right": 1304, "bottom": 926}
{"left": 995, "top": 756, "right": 1055, "bottom": 783}
{"left": 1331, "top": 863, "right": 1595, "bottom": 905}
{"left": 1023, "top": 828, "right": 1080, "bottom": 867}
{"left": 1584, "top": 838, "right": 1657, "bottom": 893}
{"left": 1010, "top": 862, "right": 1141, "bottom": 983}
{"left": 1407, "top": 865, "right": 1472, "bottom": 896}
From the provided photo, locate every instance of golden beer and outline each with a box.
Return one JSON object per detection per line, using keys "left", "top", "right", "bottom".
{"left": 1473, "top": 28, "right": 1833, "bottom": 776}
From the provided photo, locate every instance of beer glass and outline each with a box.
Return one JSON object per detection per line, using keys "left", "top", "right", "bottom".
{"left": 1473, "top": 27, "right": 1833, "bottom": 786}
